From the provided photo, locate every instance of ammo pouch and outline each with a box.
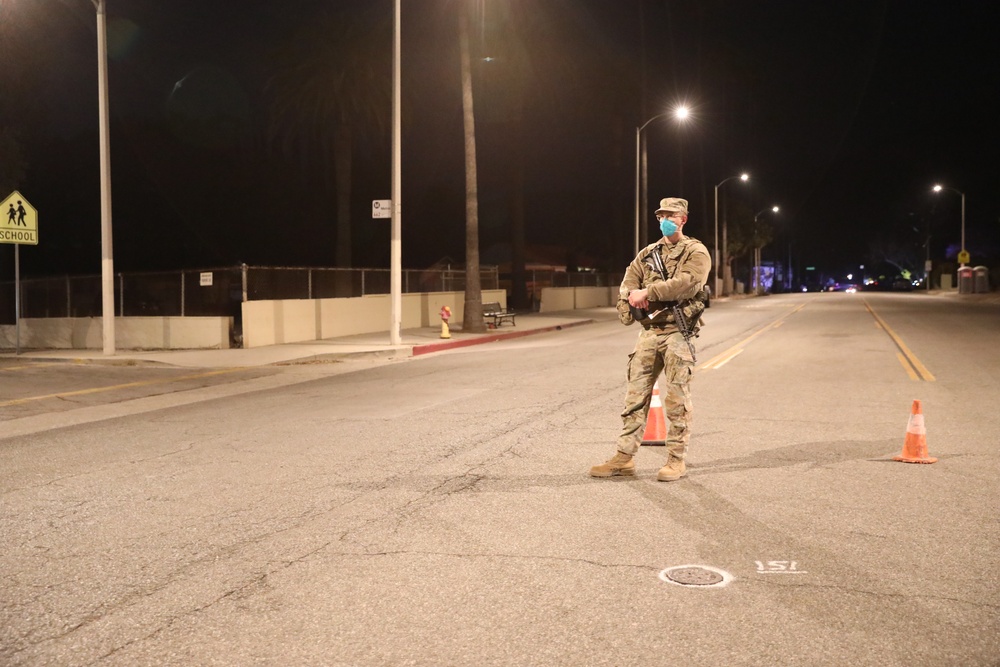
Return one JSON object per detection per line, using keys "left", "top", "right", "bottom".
{"left": 617, "top": 299, "right": 636, "bottom": 326}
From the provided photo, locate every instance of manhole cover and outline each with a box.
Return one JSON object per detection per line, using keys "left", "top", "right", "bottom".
{"left": 659, "top": 565, "right": 732, "bottom": 588}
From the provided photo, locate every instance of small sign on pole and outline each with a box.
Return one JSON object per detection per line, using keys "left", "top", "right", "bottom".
{"left": 372, "top": 199, "right": 391, "bottom": 219}
{"left": 200, "top": 272, "right": 213, "bottom": 286}
{"left": 1, "top": 191, "right": 38, "bottom": 246}
{"left": 1, "top": 191, "right": 39, "bottom": 355}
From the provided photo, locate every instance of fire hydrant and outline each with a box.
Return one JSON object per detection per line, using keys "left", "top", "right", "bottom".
{"left": 439, "top": 305, "right": 452, "bottom": 339}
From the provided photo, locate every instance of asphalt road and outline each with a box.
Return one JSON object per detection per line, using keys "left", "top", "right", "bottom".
{"left": 2, "top": 292, "right": 998, "bottom": 666}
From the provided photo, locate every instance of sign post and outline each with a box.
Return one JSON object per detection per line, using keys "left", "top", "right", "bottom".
{"left": 1, "top": 191, "right": 39, "bottom": 355}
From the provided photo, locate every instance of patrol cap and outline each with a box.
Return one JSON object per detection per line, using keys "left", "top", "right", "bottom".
{"left": 655, "top": 197, "right": 689, "bottom": 215}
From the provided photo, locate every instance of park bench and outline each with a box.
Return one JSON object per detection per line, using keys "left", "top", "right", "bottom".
{"left": 483, "top": 301, "right": 516, "bottom": 328}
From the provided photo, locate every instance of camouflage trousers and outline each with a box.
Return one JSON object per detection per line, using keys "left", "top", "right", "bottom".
{"left": 616, "top": 329, "right": 696, "bottom": 459}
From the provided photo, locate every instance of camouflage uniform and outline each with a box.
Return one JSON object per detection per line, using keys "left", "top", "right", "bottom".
{"left": 614, "top": 236, "right": 711, "bottom": 460}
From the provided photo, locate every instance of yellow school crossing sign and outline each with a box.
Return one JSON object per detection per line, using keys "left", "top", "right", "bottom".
{"left": 1, "top": 191, "right": 39, "bottom": 245}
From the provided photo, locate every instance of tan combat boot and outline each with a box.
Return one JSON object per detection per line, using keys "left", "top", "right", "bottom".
{"left": 656, "top": 456, "right": 686, "bottom": 482}
{"left": 590, "top": 452, "right": 635, "bottom": 478}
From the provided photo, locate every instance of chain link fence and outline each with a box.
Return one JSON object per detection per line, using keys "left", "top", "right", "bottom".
{"left": 0, "top": 265, "right": 502, "bottom": 325}
{"left": 1, "top": 264, "right": 623, "bottom": 327}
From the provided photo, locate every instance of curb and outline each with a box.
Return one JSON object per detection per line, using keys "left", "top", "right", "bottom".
{"left": 0, "top": 319, "right": 599, "bottom": 367}
{"left": 412, "top": 319, "right": 595, "bottom": 356}
{"left": 0, "top": 355, "right": 173, "bottom": 367}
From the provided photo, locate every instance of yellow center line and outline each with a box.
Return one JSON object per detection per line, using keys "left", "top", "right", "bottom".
{"left": 863, "top": 299, "right": 935, "bottom": 382}
{"left": 1, "top": 362, "right": 62, "bottom": 372}
{"left": 896, "top": 353, "right": 920, "bottom": 381}
{"left": 698, "top": 303, "right": 806, "bottom": 371}
{"left": 0, "top": 368, "right": 245, "bottom": 408}
{"left": 704, "top": 348, "right": 744, "bottom": 370}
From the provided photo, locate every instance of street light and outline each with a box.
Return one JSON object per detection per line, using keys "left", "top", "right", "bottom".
{"left": 634, "top": 106, "right": 689, "bottom": 255}
{"left": 753, "top": 205, "right": 780, "bottom": 221}
{"left": 752, "top": 205, "right": 779, "bottom": 295}
{"left": 713, "top": 173, "right": 749, "bottom": 297}
{"left": 390, "top": 0, "right": 402, "bottom": 344}
{"left": 932, "top": 184, "right": 966, "bottom": 267}
{"left": 90, "top": 0, "right": 115, "bottom": 354}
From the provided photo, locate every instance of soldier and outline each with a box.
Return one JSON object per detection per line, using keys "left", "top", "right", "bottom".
{"left": 590, "top": 196, "right": 711, "bottom": 481}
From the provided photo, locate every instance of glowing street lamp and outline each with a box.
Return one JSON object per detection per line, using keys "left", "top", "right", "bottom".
{"left": 754, "top": 205, "right": 780, "bottom": 222}
{"left": 932, "top": 184, "right": 966, "bottom": 266}
{"left": 713, "top": 173, "right": 749, "bottom": 297}
{"left": 634, "top": 105, "right": 690, "bottom": 255}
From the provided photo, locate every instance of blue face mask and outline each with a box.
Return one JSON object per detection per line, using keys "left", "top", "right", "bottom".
{"left": 659, "top": 218, "right": 679, "bottom": 237}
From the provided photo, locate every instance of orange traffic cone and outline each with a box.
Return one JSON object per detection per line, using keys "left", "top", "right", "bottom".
{"left": 893, "top": 399, "right": 937, "bottom": 464}
{"left": 641, "top": 382, "right": 667, "bottom": 446}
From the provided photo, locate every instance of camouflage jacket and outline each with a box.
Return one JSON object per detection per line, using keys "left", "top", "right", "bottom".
{"left": 616, "top": 236, "right": 712, "bottom": 334}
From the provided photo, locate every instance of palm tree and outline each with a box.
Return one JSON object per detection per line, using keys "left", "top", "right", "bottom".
{"left": 458, "top": 1, "right": 487, "bottom": 332}
{"left": 0, "top": 128, "right": 27, "bottom": 196}
{"left": 0, "top": 2, "right": 35, "bottom": 197}
{"left": 265, "top": 7, "right": 390, "bottom": 269}
{"left": 472, "top": 1, "right": 638, "bottom": 305}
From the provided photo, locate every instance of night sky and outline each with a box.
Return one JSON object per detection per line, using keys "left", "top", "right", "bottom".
{"left": 1, "top": 0, "right": 997, "bottom": 285}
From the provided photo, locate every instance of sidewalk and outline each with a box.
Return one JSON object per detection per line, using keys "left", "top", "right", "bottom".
{"left": 0, "top": 308, "right": 619, "bottom": 369}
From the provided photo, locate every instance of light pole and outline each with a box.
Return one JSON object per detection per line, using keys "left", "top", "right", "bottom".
{"left": 91, "top": 0, "right": 115, "bottom": 354}
{"left": 713, "top": 173, "right": 749, "bottom": 297}
{"left": 932, "top": 184, "right": 966, "bottom": 266}
{"left": 390, "top": 0, "right": 401, "bottom": 344}
{"left": 752, "top": 206, "right": 779, "bottom": 295}
{"left": 634, "top": 106, "right": 689, "bottom": 256}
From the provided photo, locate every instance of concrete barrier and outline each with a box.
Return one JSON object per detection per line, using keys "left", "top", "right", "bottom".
{"left": 0, "top": 316, "right": 232, "bottom": 350}
{"left": 241, "top": 290, "right": 507, "bottom": 348}
{"left": 538, "top": 286, "right": 615, "bottom": 313}
{"left": 574, "top": 286, "right": 618, "bottom": 309}
{"left": 1, "top": 285, "right": 616, "bottom": 351}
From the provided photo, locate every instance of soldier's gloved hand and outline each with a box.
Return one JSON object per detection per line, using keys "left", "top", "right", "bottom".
{"left": 628, "top": 288, "right": 649, "bottom": 309}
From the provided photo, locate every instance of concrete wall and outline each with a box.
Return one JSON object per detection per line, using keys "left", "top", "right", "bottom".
{"left": 0, "top": 286, "right": 615, "bottom": 351}
{"left": 242, "top": 290, "right": 507, "bottom": 348}
{"left": 538, "top": 286, "right": 616, "bottom": 313}
{"left": 0, "top": 317, "right": 232, "bottom": 350}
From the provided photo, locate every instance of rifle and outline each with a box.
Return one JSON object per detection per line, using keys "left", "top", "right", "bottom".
{"left": 646, "top": 246, "right": 698, "bottom": 363}
{"left": 671, "top": 302, "right": 697, "bottom": 363}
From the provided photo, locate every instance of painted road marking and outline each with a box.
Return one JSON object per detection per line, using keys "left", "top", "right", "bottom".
{"left": 755, "top": 560, "right": 807, "bottom": 575}
{"left": 698, "top": 303, "right": 806, "bottom": 371}
{"left": 703, "top": 348, "right": 744, "bottom": 370}
{"left": 0, "top": 362, "right": 61, "bottom": 372}
{"left": 863, "top": 300, "right": 935, "bottom": 382}
{"left": 0, "top": 368, "right": 245, "bottom": 408}
{"left": 896, "top": 353, "right": 920, "bottom": 381}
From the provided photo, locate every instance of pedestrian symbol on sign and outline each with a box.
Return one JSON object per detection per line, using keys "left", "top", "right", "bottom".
{"left": 7, "top": 201, "right": 28, "bottom": 226}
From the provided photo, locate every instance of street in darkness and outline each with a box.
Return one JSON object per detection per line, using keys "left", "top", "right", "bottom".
{"left": 1, "top": 292, "right": 998, "bottom": 666}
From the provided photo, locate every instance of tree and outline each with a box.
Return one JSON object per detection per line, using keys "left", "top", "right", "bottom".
{"left": 467, "top": 1, "right": 636, "bottom": 308}
{"left": 264, "top": 7, "right": 390, "bottom": 268}
{"left": 722, "top": 201, "right": 773, "bottom": 288}
{"left": 0, "top": 127, "right": 27, "bottom": 196}
{"left": 0, "top": 1, "right": 36, "bottom": 198}
{"left": 866, "top": 218, "right": 925, "bottom": 280}
{"left": 458, "top": 1, "right": 487, "bottom": 332}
